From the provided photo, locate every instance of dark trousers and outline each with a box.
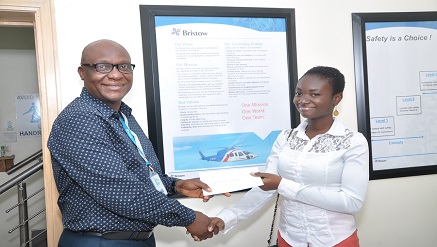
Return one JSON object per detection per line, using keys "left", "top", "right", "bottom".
{"left": 58, "top": 229, "right": 156, "bottom": 247}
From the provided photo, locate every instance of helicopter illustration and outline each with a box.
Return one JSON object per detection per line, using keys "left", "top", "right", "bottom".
{"left": 198, "top": 146, "right": 258, "bottom": 162}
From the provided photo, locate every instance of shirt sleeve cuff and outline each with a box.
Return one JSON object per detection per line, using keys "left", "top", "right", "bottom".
{"left": 168, "top": 178, "right": 181, "bottom": 196}
{"left": 277, "top": 178, "right": 304, "bottom": 199}
{"left": 216, "top": 208, "right": 238, "bottom": 234}
{"left": 182, "top": 208, "right": 197, "bottom": 226}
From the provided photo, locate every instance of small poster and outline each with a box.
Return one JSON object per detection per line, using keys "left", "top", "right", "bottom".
{"left": 352, "top": 12, "right": 437, "bottom": 179}
{"left": 15, "top": 93, "right": 41, "bottom": 138}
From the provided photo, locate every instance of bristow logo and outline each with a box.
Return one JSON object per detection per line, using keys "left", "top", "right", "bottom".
{"left": 171, "top": 27, "right": 207, "bottom": 36}
{"left": 171, "top": 28, "right": 181, "bottom": 36}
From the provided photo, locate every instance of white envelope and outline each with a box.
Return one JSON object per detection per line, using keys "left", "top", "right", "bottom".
{"left": 199, "top": 167, "right": 264, "bottom": 196}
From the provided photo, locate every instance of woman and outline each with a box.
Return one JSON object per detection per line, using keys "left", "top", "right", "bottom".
{"left": 208, "top": 66, "right": 369, "bottom": 247}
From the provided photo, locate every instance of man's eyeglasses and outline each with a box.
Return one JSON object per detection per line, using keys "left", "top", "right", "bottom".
{"left": 81, "top": 63, "right": 135, "bottom": 74}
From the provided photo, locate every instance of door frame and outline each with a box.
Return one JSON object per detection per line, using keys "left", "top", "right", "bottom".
{"left": 0, "top": 0, "right": 61, "bottom": 246}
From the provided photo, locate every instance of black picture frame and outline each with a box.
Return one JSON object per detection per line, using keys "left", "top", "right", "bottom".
{"left": 352, "top": 12, "right": 437, "bottom": 180}
{"left": 139, "top": 5, "right": 299, "bottom": 175}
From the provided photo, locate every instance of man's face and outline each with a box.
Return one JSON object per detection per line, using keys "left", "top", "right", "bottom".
{"left": 78, "top": 41, "right": 133, "bottom": 111}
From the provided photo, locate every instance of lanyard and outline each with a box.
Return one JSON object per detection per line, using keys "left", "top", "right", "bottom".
{"left": 119, "top": 112, "right": 167, "bottom": 195}
{"left": 118, "top": 112, "right": 153, "bottom": 171}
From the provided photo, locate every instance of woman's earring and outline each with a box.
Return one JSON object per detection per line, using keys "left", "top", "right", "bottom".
{"left": 333, "top": 106, "right": 339, "bottom": 116}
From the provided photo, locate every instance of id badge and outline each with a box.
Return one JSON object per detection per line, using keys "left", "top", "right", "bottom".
{"left": 150, "top": 171, "right": 168, "bottom": 195}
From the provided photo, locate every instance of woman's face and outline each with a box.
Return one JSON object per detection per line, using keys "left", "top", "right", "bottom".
{"left": 293, "top": 74, "right": 342, "bottom": 121}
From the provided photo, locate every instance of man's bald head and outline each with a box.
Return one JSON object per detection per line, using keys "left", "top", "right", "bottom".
{"left": 81, "top": 39, "right": 131, "bottom": 64}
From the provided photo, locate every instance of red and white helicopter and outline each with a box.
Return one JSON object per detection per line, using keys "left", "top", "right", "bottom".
{"left": 198, "top": 146, "right": 258, "bottom": 162}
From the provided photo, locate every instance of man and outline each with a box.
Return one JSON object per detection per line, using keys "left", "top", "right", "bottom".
{"left": 48, "top": 39, "right": 216, "bottom": 247}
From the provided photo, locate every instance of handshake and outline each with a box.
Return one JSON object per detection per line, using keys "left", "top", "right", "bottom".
{"left": 185, "top": 212, "right": 225, "bottom": 241}
{"left": 174, "top": 178, "right": 230, "bottom": 241}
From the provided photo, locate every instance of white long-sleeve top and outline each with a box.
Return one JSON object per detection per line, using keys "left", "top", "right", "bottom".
{"left": 216, "top": 119, "right": 369, "bottom": 247}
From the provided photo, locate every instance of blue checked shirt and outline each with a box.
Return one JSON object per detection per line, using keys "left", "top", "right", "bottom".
{"left": 48, "top": 88, "right": 195, "bottom": 232}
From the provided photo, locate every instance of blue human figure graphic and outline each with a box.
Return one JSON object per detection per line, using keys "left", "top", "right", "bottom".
{"left": 23, "top": 101, "right": 41, "bottom": 123}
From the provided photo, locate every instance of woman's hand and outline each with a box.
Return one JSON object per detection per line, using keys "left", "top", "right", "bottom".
{"left": 208, "top": 217, "right": 225, "bottom": 234}
{"left": 251, "top": 172, "right": 282, "bottom": 191}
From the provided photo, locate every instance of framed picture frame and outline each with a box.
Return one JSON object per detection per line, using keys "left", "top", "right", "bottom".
{"left": 139, "top": 5, "right": 299, "bottom": 178}
{"left": 352, "top": 12, "right": 437, "bottom": 180}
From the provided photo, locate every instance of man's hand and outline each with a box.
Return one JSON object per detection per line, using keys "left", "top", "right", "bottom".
{"left": 251, "top": 172, "right": 282, "bottom": 191}
{"left": 176, "top": 179, "right": 231, "bottom": 202}
{"left": 185, "top": 211, "right": 214, "bottom": 241}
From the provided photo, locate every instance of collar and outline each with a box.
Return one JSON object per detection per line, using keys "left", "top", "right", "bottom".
{"left": 80, "top": 87, "right": 132, "bottom": 119}
{"left": 295, "top": 118, "right": 347, "bottom": 139}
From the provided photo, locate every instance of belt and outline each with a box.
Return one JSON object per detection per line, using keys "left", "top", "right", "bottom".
{"left": 69, "top": 229, "right": 153, "bottom": 240}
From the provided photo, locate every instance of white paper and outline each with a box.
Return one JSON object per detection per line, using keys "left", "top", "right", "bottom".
{"left": 4, "top": 132, "right": 17, "bottom": 143}
{"left": 199, "top": 167, "right": 264, "bottom": 196}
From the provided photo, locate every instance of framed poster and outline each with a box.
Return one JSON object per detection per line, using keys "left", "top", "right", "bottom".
{"left": 139, "top": 5, "right": 299, "bottom": 179}
{"left": 352, "top": 12, "right": 437, "bottom": 179}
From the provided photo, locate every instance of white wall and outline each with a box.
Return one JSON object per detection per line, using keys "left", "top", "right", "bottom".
{"left": 0, "top": 48, "right": 46, "bottom": 246}
{"left": 52, "top": 0, "right": 437, "bottom": 246}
